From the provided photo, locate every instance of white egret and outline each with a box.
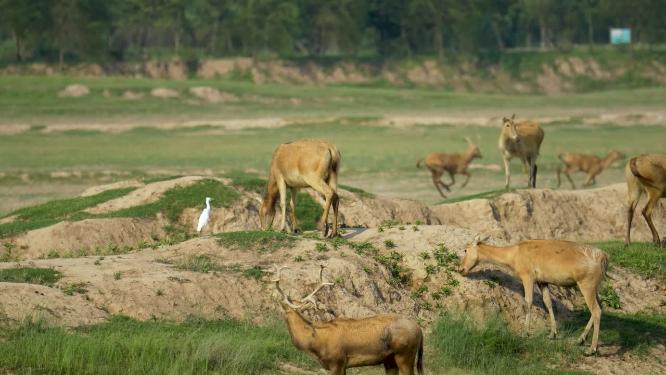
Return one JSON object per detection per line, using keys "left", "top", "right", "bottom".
{"left": 197, "top": 197, "right": 212, "bottom": 233}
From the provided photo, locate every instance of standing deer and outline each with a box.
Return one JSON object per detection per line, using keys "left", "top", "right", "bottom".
{"left": 498, "top": 114, "right": 544, "bottom": 189}
{"left": 272, "top": 265, "right": 425, "bottom": 375}
{"left": 260, "top": 139, "right": 341, "bottom": 238}
{"left": 416, "top": 138, "right": 482, "bottom": 198}
{"left": 458, "top": 237, "right": 608, "bottom": 355}
{"left": 625, "top": 153, "right": 666, "bottom": 245}
{"left": 556, "top": 150, "right": 625, "bottom": 189}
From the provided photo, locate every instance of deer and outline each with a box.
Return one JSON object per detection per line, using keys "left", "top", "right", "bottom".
{"left": 458, "top": 236, "right": 608, "bottom": 356}
{"left": 556, "top": 150, "right": 625, "bottom": 189}
{"left": 625, "top": 153, "right": 666, "bottom": 245}
{"left": 498, "top": 114, "right": 544, "bottom": 189}
{"left": 271, "top": 265, "right": 425, "bottom": 375}
{"left": 416, "top": 138, "right": 482, "bottom": 198}
{"left": 260, "top": 139, "right": 341, "bottom": 238}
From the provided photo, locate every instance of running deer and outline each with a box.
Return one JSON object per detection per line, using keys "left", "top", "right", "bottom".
{"left": 458, "top": 237, "right": 608, "bottom": 355}
{"left": 272, "top": 265, "right": 425, "bottom": 375}
{"left": 416, "top": 138, "right": 482, "bottom": 198}
{"left": 498, "top": 114, "right": 544, "bottom": 189}
{"left": 260, "top": 139, "right": 341, "bottom": 238}
{"left": 556, "top": 150, "right": 625, "bottom": 189}
{"left": 625, "top": 153, "right": 666, "bottom": 245}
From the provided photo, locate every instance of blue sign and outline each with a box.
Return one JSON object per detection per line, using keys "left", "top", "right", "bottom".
{"left": 610, "top": 28, "right": 631, "bottom": 44}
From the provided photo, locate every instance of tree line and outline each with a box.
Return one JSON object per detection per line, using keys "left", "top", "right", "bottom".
{"left": 1, "top": 0, "right": 664, "bottom": 65}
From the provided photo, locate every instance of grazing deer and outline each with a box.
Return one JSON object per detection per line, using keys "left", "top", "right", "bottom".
{"left": 498, "top": 114, "right": 544, "bottom": 189}
{"left": 272, "top": 265, "right": 425, "bottom": 375}
{"left": 556, "top": 150, "right": 625, "bottom": 189}
{"left": 625, "top": 153, "right": 666, "bottom": 245}
{"left": 458, "top": 237, "right": 608, "bottom": 355}
{"left": 416, "top": 138, "right": 482, "bottom": 198}
{"left": 260, "top": 139, "right": 341, "bottom": 238}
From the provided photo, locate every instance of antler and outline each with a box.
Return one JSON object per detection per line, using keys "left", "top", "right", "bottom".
{"left": 271, "top": 265, "right": 334, "bottom": 310}
{"left": 299, "top": 265, "right": 334, "bottom": 310}
{"left": 271, "top": 266, "right": 301, "bottom": 309}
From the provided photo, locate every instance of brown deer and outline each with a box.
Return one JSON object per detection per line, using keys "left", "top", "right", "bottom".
{"left": 260, "top": 139, "right": 341, "bottom": 238}
{"left": 498, "top": 114, "right": 544, "bottom": 189}
{"left": 625, "top": 153, "right": 666, "bottom": 245}
{"left": 458, "top": 237, "right": 608, "bottom": 355}
{"left": 556, "top": 150, "right": 625, "bottom": 189}
{"left": 416, "top": 138, "right": 482, "bottom": 198}
{"left": 272, "top": 265, "right": 425, "bottom": 375}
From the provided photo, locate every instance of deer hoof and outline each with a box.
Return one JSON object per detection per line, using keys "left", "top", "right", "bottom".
{"left": 548, "top": 332, "right": 557, "bottom": 340}
{"left": 583, "top": 347, "right": 597, "bottom": 356}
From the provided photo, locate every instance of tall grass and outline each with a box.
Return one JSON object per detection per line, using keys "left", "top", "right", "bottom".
{"left": 430, "top": 313, "right": 583, "bottom": 375}
{"left": 0, "top": 267, "right": 62, "bottom": 285}
{"left": 0, "top": 316, "right": 312, "bottom": 375}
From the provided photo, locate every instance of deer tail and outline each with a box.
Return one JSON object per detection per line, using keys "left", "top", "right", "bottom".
{"left": 416, "top": 158, "right": 424, "bottom": 168}
{"left": 329, "top": 146, "right": 341, "bottom": 174}
{"left": 416, "top": 334, "right": 424, "bottom": 375}
{"left": 629, "top": 157, "right": 641, "bottom": 178}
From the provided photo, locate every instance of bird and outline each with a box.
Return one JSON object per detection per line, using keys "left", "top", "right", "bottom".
{"left": 197, "top": 197, "right": 212, "bottom": 233}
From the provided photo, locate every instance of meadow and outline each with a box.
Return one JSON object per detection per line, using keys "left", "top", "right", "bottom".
{"left": 1, "top": 74, "right": 665, "bottom": 374}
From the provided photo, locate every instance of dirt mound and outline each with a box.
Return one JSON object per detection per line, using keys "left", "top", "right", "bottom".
{"left": 189, "top": 87, "right": 239, "bottom": 103}
{"left": 84, "top": 176, "right": 210, "bottom": 214}
{"left": 150, "top": 87, "right": 180, "bottom": 98}
{"left": 12, "top": 218, "right": 167, "bottom": 259}
{"left": 430, "top": 184, "right": 666, "bottom": 242}
{"left": 58, "top": 84, "right": 90, "bottom": 97}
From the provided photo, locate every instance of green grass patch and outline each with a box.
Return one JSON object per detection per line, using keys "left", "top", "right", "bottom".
{"left": 595, "top": 241, "right": 666, "bottom": 281}
{"left": 225, "top": 171, "right": 266, "bottom": 194}
{"left": 339, "top": 184, "right": 375, "bottom": 198}
{"left": 216, "top": 231, "right": 297, "bottom": 253}
{"left": 0, "top": 187, "right": 135, "bottom": 238}
{"left": 293, "top": 192, "right": 323, "bottom": 231}
{"left": 0, "top": 316, "right": 313, "bottom": 374}
{"left": 430, "top": 312, "right": 583, "bottom": 374}
{"left": 438, "top": 189, "right": 507, "bottom": 204}
{"left": 105, "top": 179, "right": 239, "bottom": 222}
{"left": 0, "top": 267, "right": 62, "bottom": 286}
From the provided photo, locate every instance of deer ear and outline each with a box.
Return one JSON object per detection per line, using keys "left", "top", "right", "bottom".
{"left": 511, "top": 113, "right": 516, "bottom": 120}
{"left": 502, "top": 117, "right": 508, "bottom": 122}
{"left": 473, "top": 234, "right": 481, "bottom": 244}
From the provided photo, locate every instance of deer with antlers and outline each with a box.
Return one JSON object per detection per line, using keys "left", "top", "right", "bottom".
{"left": 260, "top": 139, "right": 341, "bottom": 238}
{"left": 458, "top": 237, "right": 608, "bottom": 355}
{"left": 271, "top": 265, "right": 425, "bottom": 375}
{"left": 625, "top": 153, "right": 666, "bottom": 245}
{"left": 498, "top": 114, "right": 544, "bottom": 189}
{"left": 556, "top": 150, "right": 625, "bottom": 189}
{"left": 416, "top": 138, "right": 482, "bottom": 198}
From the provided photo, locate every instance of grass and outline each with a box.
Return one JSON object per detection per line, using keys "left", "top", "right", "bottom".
{"left": 0, "top": 316, "right": 313, "bottom": 375}
{"left": 105, "top": 179, "right": 239, "bottom": 221}
{"left": 216, "top": 231, "right": 297, "bottom": 253}
{"left": 595, "top": 241, "right": 666, "bottom": 281}
{"left": 0, "top": 187, "right": 135, "bottom": 238}
{"left": 225, "top": 171, "right": 266, "bottom": 194}
{"left": 0, "top": 267, "right": 62, "bottom": 286}
{"left": 430, "top": 312, "right": 583, "bottom": 375}
{"left": 563, "top": 311, "right": 666, "bottom": 356}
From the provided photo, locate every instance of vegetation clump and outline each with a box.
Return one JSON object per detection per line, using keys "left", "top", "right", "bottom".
{"left": 0, "top": 267, "right": 62, "bottom": 286}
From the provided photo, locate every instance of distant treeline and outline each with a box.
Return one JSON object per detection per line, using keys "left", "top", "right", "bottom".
{"left": 1, "top": 0, "right": 665, "bottom": 65}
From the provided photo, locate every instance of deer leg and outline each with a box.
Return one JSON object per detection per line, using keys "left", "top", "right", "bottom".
{"left": 642, "top": 187, "right": 663, "bottom": 245}
{"left": 460, "top": 171, "right": 471, "bottom": 188}
{"left": 579, "top": 282, "right": 602, "bottom": 355}
{"left": 447, "top": 171, "right": 456, "bottom": 187}
{"left": 288, "top": 187, "right": 299, "bottom": 233}
{"left": 625, "top": 176, "right": 643, "bottom": 244}
{"left": 277, "top": 179, "right": 288, "bottom": 232}
{"left": 305, "top": 176, "right": 336, "bottom": 238}
{"left": 395, "top": 353, "right": 416, "bottom": 375}
{"left": 522, "top": 278, "right": 535, "bottom": 333}
{"left": 383, "top": 355, "right": 399, "bottom": 375}
{"left": 556, "top": 167, "right": 562, "bottom": 188}
{"left": 327, "top": 172, "right": 339, "bottom": 238}
{"left": 431, "top": 172, "right": 447, "bottom": 198}
{"left": 503, "top": 157, "right": 512, "bottom": 190}
{"left": 539, "top": 283, "right": 558, "bottom": 339}
{"left": 562, "top": 168, "right": 576, "bottom": 190}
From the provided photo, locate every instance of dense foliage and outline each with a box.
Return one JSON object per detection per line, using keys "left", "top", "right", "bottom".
{"left": 0, "top": 0, "right": 664, "bottom": 64}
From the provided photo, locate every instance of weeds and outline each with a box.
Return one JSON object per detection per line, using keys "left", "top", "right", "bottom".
{"left": 0, "top": 267, "right": 62, "bottom": 286}
{"left": 62, "top": 282, "right": 88, "bottom": 296}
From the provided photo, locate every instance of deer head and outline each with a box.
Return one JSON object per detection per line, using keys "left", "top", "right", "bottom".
{"left": 501, "top": 113, "right": 519, "bottom": 142}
